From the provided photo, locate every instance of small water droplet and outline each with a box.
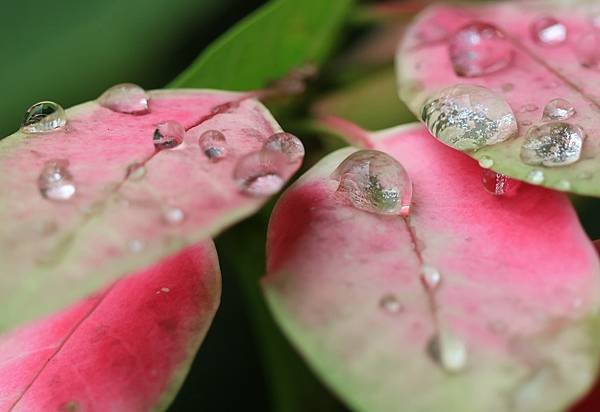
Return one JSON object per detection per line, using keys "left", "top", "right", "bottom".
{"left": 527, "top": 169, "right": 545, "bottom": 184}
{"left": 379, "top": 294, "right": 403, "bottom": 314}
{"left": 263, "top": 132, "right": 305, "bottom": 163}
{"left": 98, "top": 83, "right": 149, "bottom": 114}
{"left": 153, "top": 120, "right": 185, "bottom": 150}
{"left": 520, "top": 104, "right": 539, "bottom": 113}
{"left": 22, "top": 102, "right": 66, "bottom": 133}
{"left": 555, "top": 179, "right": 571, "bottom": 191}
{"left": 128, "top": 239, "right": 145, "bottom": 253}
{"left": 482, "top": 169, "right": 521, "bottom": 196}
{"left": 575, "top": 30, "right": 600, "bottom": 70}
{"left": 421, "top": 84, "right": 518, "bottom": 151}
{"left": 161, "top": 287, "right": 170, "bottom": 293}
{"left": 448, "top": 22, "right": 513, "bottom": 77}
{"left": 332, "top": 150, "right": 412, "bottom": 216}
{"left": 421, "top": 264, "right": 441, "bottom": 289}
{"left": 542, "top": 98, "right": 575, "bottom": 120}
{"left": 163, "top": 207, "right": 185, "bottom": 224}
{"left": 478, "top": 156, "right": 494, "bottom": 168}
{"left": 427, "top": 330, "right": 468, "bottom": 373}
{"left": 234, "top": 150, "right": 288, "bottom": 197}
{"left": 521, "top": 122, "right": 585, "bottom": 167}
{"left": 530, "top": 16, "right": 567, "bottom": 46}
{"left": 126, "top": 162, "right": 147, "bottom": 180}
{"left": 199, "top": 130, "right": 227, "bottom": 161}
{"left": 38, "top": 159, "right": 76, "bottom": 201}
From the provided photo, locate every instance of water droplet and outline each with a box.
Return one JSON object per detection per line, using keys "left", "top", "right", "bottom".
{"left": 379, "top": 294, "right": 403, "bottom": 314}
{"left": 98, "top": 83, "right": 149, "bottom": 114}
{"left": 421, "top": 264, "right": 441, "bottom": 289}
{"left": 521, "top": 122, "right": 585, "bottom": 167}
{"left": 161, "top": 287, "right": 170, "bottom": 293}
{"left": 520, "top": 104, "right": 539, "bottom": 113}
{"left": 153, "top": 120, "right": 185, "bottom": 150}
{"left": 555, "top": 179, "right": 571, "bottom": 191}
{"left": 21, "top": 102, "right": 66, "bottom": 133}
{"left": 542, "top": 98, "right": 575, "bottom": 120}
{"left": 527, "top": 169, "right": 545, "bottom": 184}
{"left": 163, "top": 207, "right": 185, "bottom": 224}
{"left": 421, "top": 84, "right": 518, "bottom": 151}
{"left": 128, "top": 239, "right": 145, "bottom": 253}
{"left": 234, "top": 150, "right": 288, "bottom": 197}
{"left": 478, "top": 156, "right": 494, "bottom": 168}
{"left": 199, "top": 130, "right": 227, "bottom": 161}
{"left": 427, "top": 330, "right": 468, "bottom": 373}
{"left": 448, "top": 22, "right": 513, "bottom": 77}
{"left": 332, "top": 150, "right": 412, "bottom": 216}
{"left": 575, "top": 30, "right": 600, "bottom": 70}
{"left": 263, "top": 132, "right": 305, "bottom": 163}
{"left": 126, "top": 162, "right": 146, "bottom": 181}
{"left": 530, "top": 16, "right": 567, "bottom": 46}
{"left": 38, "top": 159, "right": 76, "bottom": 201}
{"left": 482, "top": 169, "right": 521, "bottom": 196}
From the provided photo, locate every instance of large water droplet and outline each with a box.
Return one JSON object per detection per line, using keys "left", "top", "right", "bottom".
{"left": 543, "top": 98, "right": 575, "bottom": 121}
{"left": 263, "top": 132, "right": 305, "bottom": 163}
{"left": 520, "top": 122, "right": 585, "bottom": 166}
{"left": 482, "top": 169, "right": 521, "bottom": 196}
{"left": 530, "top": 16, "right": 567, "bottom": 46}
{"left": 379, "top": 294, "right": 403, "bottom": 314}
{"left": 448, "top": 22, "right": 513, "bottom": 77}
{"left": 575, "top": 30, "right": 600, "bottom": 70}
{"left": 199, "top": 130, "right": 227, "bottom": 161}
{"left": 38, "top": 159, "right": 76, "bottom": 201}
{"left": 527, "top": 169, "right": 545, "bottom": 184}
{"left": 421, "top": 84, "right": 518, "bottom": 151}
{"left": 332, "top": 150, "right": 412, "bottom": 216}
{"left": 427, "top": 330, "right": 468, "bottom": 373}
{"left": 153, "top": 121, "right": 185, "bottom": 150}
{"left": 98, "top": 83, "right": 149, "bottom": 114}
{"left": 234, "top": 150, "right": 288, "bottom": 197}
{"left": 22, "top": 102, "right": 66, "bottom": 133}
{"left": 421, "top": 264, "right": 441, "bottom": 289}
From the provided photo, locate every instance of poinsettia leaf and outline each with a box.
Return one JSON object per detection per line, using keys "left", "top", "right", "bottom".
{"left": 263, "top": 122, "right": 600, "bottom": 411}
{"left": 0, "top": 89, "right": 303, "bottom": 332}
{"left": 396, "top": 0, "right": 600, "bottom": 196}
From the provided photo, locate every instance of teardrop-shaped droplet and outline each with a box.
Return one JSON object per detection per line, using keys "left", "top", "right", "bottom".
{"left": 482, "top": 169, "right": 521, "bottom": 196}
{"left": 478, "top": 156, "right": 494, "bottom": 169}
{"left": 199, "top": 130, "right": 227, "bottom": 161}
{"left": 263, "top": 132, "right": 305, "bottom": 163}
{"left": 379, "top": 294, "right": 403, "bottom": 314}
{"left": 38, "top": 159, "right": 76, "bottom": 201}
{"left": 234, "top": 150, "right": 289, "bottom": 197}
{"left": 530, "top": 16, "right": 567, "bottom": 46}
{"left": 448, "top": 22, "right": 513, "bottom": 77}
{"left": 520, "top": 122, "right": 585, "bottom": 167}
{"left": 527, "top": 169, "right": 545, "bottom": 184}
{"left": 332, "top": 150, "right": 412, "bottom": 216}
{"left": 126, "top": 162, "right": 147, "bottom": 181}
{"left": 575, "top": 30, "right": 600, "bottom": 70}
{"left": 421, "top": 264, "right": 441, "bottom": 289}
{"left": 22, "top": 102, "right": 66, "bottom": 133}
{"left": 542, "top": 98, "right": 575, "bottom": 121}
{"left": 163, "top": 207, "right": 185, "bottom": 224}
{"left": 421, "top": 85, "right": 518, "bottom": 151}
{"left": 427, "top": 330, "right": 468, "bottom": 373}
{"left": 153, "top": 120, "right": 185, "bottom": 150}
{"left": 98, "top": 83, "right": 150, "bottom": 114}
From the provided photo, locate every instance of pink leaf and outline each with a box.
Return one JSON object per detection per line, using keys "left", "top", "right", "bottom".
{"left": 263, "top": 122, "right": 600, "bottom": 411}
{"left": 0, "top": 241, "right": 220, "bottom": 411}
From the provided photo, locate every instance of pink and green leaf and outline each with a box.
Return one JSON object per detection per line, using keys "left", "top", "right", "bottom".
{"left": 263, "top": 123, "right": 600, "bottom": 411}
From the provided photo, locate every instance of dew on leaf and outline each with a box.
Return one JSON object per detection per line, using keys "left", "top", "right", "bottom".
{"left": 22, "top": 102, "right": 66, "bottom": 133}
{"left": 520, "top": 122, "right": 585, "bottom": 167}
{"left": 38, "top": 159, "right": 76, "bottom": 201}
{"left": 527, "top": 169, "right": 545, "bottom": 184}
{"left": 98, "top": 83, "right": 149, "bottom": 114}
{"left": 555, "top": 179, "right": 571, "bottom": 191}
{"left": 379, "top": 294, "right": 403, "bottom": 314}
{"left": 478, "top": 156, "right": 494, "bottom": 169}
{"left": 263, "top": 132, "right": 305, "bottom": 163}
{"left": 482, "top": 169, "right": 521, "bottom": 196}
{"left": 427, "top": 330, "right": 468, "bottom": 373}
{"left": 530, "top": 16, "right": 567, "bottom": 46}
{"left": 234, "top": 150, "right": 289, "bottom": 197}
{"left": 542, "top": 98, "right": 575, "bottom": 121}
{"left": 421, "top": 264, "right": 442, "bottom": 289}
{"left": 153, "top": 120, "right": 185, "bottom": 150}
{"left": 199, "top": 130, "right": 227, "bottom": 161}
{"left": 163, "top": 207, "right": 185, "bottom": 225}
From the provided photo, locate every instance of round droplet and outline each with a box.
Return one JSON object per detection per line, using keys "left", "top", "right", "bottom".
{"left": 332, "top": 150, "right": 412, "bottom": 216}
{"left": 448, "top": 22, "right": 513, "bottom": 77}
{"left": 530, "top": 16, "right": 567, "bottom": 46}
{"left": 427, "top": 330, "right": 468, "bottom": 373}
{"left": 520, "top": 104, "right": 539, "bottom": 113}
{"left": 126, "top": 162, "right": 147, "bottom": 181}
{"left": 575, "top": 30, "right": 600, "bottom": 70}
{"left": 520, "top": 122, "right": 585, "bottom": 167}
{"left": 153, "top": 120, "right": 185, "bottom": 150}
{"left": 379, "top": 294, "right": 403, "bottom": 314}
{"left": 421, "top": 264, "right": 441, "bottom": 289}
{"left": 421, "top": 84, "right": 518, "bottom": 151}
{"left": 199, "top": 130, "right": 227, "bottom": 161}
{"left": 527, "top": 169, "right": 545, "bottom": 184}
{"left": 478, "top": 156, "right": 494, "bottom": 169}
{"left": 22, "top": 102, "right": 66, "bottom": 133}
{"left": 555, "top": 179, "right": 571, "bottom": 191}
{"left": 38, "top": 159, "right": 76, "bottom": 201}
{"left": 542, "top": 98, "right": 575, "bottom": 121}
{"left": 263, "top": 132, "right": 305, "bottom": 163}
{"left": 163, "top": 207, "right": 185, "bottom": 224}
{"left": 234, "top": 150, "right": 289, "bottom": 197}
{"left": 98, "top": 83, "right": 149, "bottom": 114}
{"left": 482, "top": 170, "right": 521, "bottom": 196}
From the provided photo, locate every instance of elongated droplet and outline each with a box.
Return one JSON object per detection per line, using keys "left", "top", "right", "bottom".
{"left": 427, "top": 330, "right": 468, "bottom": 373}
{"left": 421, "top": 85, "right": 518, "bottom": 151}
{"left": 478, "top": 156, "right": 494, "bottom": 169}
{"left": 575, "top": 30, "right": 600, "bottom": 70}
{"left": 38, "top": 159, "right": 76, "bottom": 201}
{"left": 332, "top": 150, "right": 412, "bottom": 216}
{"left": 527, "top": 169, "right": 545, "bottom": 184}
{"left": 126, "top": 162, "right": 146, "bottom": 180}
{"left": 449, "top": 22, "right": 513, "bottom": 77}
{"left": 98, "top": 83, "right": 149, "bottom": 114}
{"left": 234, "top": 150, "right": 289, "bottom": 197}
{"left": 153, "top": 120, "right": 185, "bottom": 150}
{"left": 482, "top": 169, "right": 521, "bottom": 196}
{"left": 163, "top": 207, "right": 185, "bottom": 224}
{"left": 22, "top": 102, "right": 66, "bottom": 133}
{"left": 530, "top": 16, "right": 567, "bottom": 46}
{"left": 543, "top": 98, "right": 575, "bottom": 121}
{"left": 521, "top": 122, "right": 585, "bottom": 167}
{"left": 199, "top": 130, "right": 227, "bottom": 161}
{"left": 263, "top": 132, "right": 305, "bottom": 163}
{"left": 421, "top": 264, "right": 441, "bottom": 289}
{"left": 379, "top": 294, "right": 403, "bottom": 314}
